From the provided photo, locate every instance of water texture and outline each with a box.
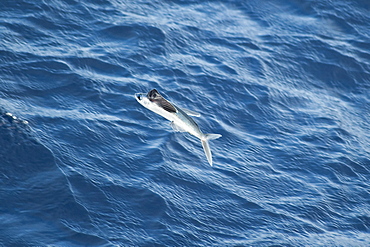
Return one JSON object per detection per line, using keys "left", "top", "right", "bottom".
{"left": 0, "top": 0, "right": 369, "bottom": 246}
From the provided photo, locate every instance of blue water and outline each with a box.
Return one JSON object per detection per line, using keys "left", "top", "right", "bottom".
{"left": 1, "top": 0, "right": 369, "bottom": 246}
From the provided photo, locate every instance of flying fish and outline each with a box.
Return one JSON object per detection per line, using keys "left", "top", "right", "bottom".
{"left": 135, "top": 89, "right": 221, "bottom": 166}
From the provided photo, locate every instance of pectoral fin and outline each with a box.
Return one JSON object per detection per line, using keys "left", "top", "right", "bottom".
{"left": 147, "top": 89, "right": 177, "bottom": 113}
{"left": 159, "top": 99, "right": 177, "bottom": 113}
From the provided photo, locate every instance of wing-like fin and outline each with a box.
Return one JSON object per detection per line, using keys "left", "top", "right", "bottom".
{"left": 201, "top": 133, "right": 222, "bottom": 166}
{"left": 181, "top": 108, "right": 201, "bottom": 117}
{"left": 147, "top": 89, "right": 177, "bottom": 113}
{"left": 159, "top": 99, "right": 177, "bottom": 113}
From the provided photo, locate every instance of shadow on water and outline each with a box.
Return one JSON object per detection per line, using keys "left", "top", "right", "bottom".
{"left": 0, "top": 109, "right": 109, "bottom": 246}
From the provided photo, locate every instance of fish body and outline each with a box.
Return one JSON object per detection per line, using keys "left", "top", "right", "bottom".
{"left": 135, "top": 89, "right": 221, "bottom": 166}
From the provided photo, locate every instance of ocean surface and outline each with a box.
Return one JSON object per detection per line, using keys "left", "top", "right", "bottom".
{"left": 1, "top": 0, "right": 369, "bottom": 246}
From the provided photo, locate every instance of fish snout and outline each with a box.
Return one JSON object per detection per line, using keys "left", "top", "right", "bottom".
{"left": 135, "top": 93, "right": 144, "bottom": 101}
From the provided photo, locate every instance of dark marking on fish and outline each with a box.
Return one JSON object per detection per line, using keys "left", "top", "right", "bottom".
{"left": 147, "top": 89, "right": 177, "bottom": 113}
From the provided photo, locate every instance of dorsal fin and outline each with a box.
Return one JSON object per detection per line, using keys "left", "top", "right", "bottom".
{"left": 147, "top": 89, "right": 177, "bottom": 113}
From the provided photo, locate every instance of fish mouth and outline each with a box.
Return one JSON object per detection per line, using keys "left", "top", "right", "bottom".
{"left": 135, "top": 93, "right": 144, "bottom": 101}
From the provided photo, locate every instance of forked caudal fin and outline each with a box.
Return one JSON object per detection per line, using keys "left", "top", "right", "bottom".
{"left": 201, "top": 134, "right": 222, "bottom": 166}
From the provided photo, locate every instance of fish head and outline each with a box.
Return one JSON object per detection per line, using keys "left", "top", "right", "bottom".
{"left": 135, "top": 92, "right": 152, "bottom": 109}
{"left": 135, "top": 89, "right": 166, "bottom": 110}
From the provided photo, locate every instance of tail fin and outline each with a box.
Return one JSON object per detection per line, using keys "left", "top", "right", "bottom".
{"left": 201, "top": 134, "right": 222, "bottom": 166}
